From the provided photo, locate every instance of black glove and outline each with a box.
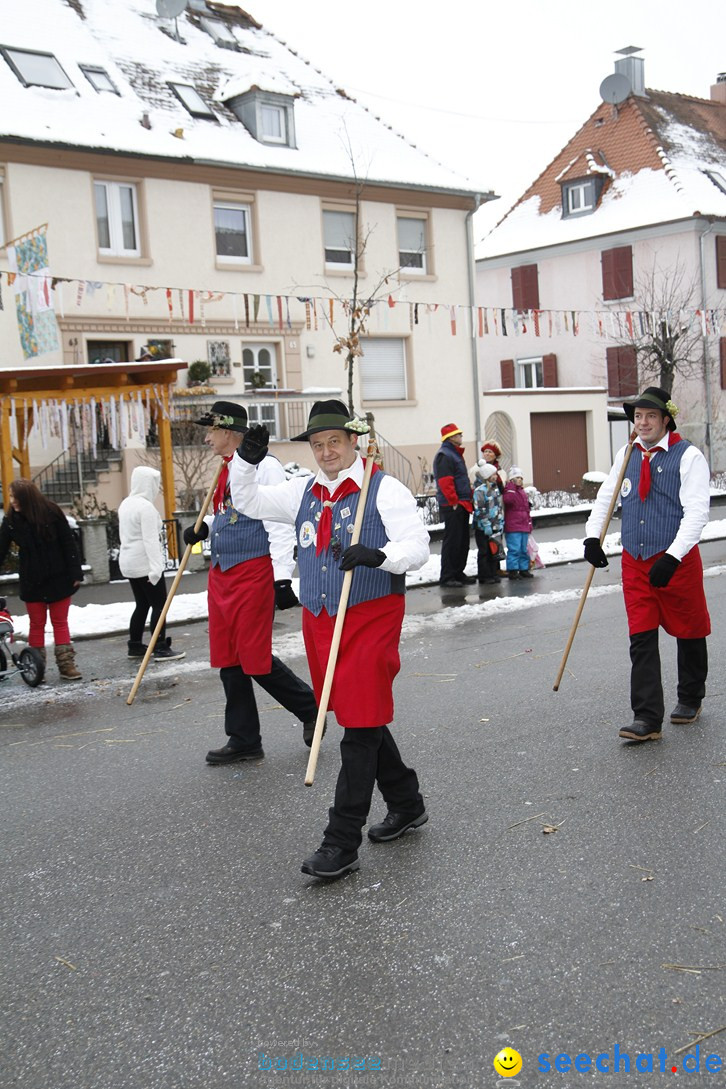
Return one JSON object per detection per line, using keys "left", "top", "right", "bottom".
{"left": 183, "top": 522, "right": 209, "bottom": 546}
{"left": 649, "top": 554, "right": 680, "bottom": 588}
{"left": 236, "top": 424, "right": 269, "bottom": 465}
{"left": 274, "top": 579, "right": 299, "bottom": 610}
{"left": 339, "top": 544, "right": 386, "bottom": 571}
{"left": 584, "top": 537, "right": 608, "bottom": 568}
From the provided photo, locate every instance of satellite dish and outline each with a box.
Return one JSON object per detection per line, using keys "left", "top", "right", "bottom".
{"left": 156, "top": 0, "right": 186, "bottom": 19}
{"left": 599, "top": 72, "right": 631, "bottom": 105}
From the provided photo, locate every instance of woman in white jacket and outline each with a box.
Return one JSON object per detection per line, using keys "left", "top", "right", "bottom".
{"left": 118, "top": 466, "right": 184, "bottom": 661}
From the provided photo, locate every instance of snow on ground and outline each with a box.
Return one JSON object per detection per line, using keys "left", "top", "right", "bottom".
{"left": 4, "top": 519, "right": 726, "bottom": 644}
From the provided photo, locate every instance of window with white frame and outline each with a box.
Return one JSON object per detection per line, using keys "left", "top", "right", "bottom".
{"left": 0, "top": 170, "right": 6, "bottom": 248}
{"left": 517, "top": 357, "right": 544, "bottom": 389}
{"left": 360, "top": 338, "right": 407, "bottom": 401}
{"left": 243, "top": 344, "right": 278, "bottom": 437}
{"left": 80, "top": 65, "right": 119, "bottom": 94}
{"left": 214, "top": 200, "right": 252, "bottom": 263}
{"left": 94, "top": 180, "right": 141, "bottom": 257}
{"left": 323, "top": 208, "right": 356, "bottom": 267}
{"left": 562, "top": 177, "right": 603, "bottom": 218}
{"left": 397, "top": 214, "right": 427, "bottom": 273}
{"left": 260, "top": 104, "right": 286, "bottom": 143}
{"left": 1, "top": 47, "right": 73, "bottom": 89}
{"left": 169, "top": 82, "right": 216, "bottom": 119}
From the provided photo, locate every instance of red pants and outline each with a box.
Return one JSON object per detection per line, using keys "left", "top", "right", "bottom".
{"left": 26, "top": 598, "right": 72, "bottom": 647}
{"left": 622, "top": 547, "right": 711, "bottom": 638}
{"left": 302, "top": 595, "right": 405, "bottom": 728}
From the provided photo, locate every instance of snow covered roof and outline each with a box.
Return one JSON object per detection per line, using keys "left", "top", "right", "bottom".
{"left": 0, "top": 0, "right": 483, "bottom": 198}
{"left": 477, "top": 87, "right": 726, "bottom": 259}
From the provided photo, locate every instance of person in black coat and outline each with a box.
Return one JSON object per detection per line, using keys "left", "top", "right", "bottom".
{"left": 0, "top": 479, "right": 83, "bottom": 680}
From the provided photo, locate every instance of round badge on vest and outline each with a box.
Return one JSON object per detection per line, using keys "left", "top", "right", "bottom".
{"left": 621, "top": 478, "right": 632, "bottom": 497}
{"left": 299, "top": 521, "right": 316, "bottom": 548}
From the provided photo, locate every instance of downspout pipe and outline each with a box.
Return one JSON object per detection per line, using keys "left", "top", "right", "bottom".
{"left": 698, "top": 217, "right": 715, "bottom": 470}
{"left": 466, "top": 196, "right": 484, "bottom": 445}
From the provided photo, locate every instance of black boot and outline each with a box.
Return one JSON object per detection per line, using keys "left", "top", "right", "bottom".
{"left": 127, "top": 641, "right": 148, "bottom": 659}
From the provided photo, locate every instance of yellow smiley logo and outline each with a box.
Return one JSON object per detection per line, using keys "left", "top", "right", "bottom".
{"left": 493, "top": 1047, "right": 522, "bottom": 1077}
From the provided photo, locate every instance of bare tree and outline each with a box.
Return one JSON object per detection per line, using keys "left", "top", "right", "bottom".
{"left": 615, "top": 259, "right": 704, "bottom": 394}
{"left": 138, "top": 420, "right": 217, "bottom": 510}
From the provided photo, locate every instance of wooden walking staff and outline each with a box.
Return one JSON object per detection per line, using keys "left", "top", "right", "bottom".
{"left": 305, "top": 434, "right": 378, "bottom": 786}
{"left": 127, "top": 459, "right": 224, "bottom": 705}
{"left": 552, "top": 429, "right": 638, "bottom": 692}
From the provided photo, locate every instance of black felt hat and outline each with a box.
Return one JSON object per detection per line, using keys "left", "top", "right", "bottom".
{"left": 623, "top": 386, "right": 677, "bottom": 431}
{"left": 194, "top": 400, "right": 248, "bottom": 433}
{"left": 291, "top": 399, "right": 370, "bottom": 441}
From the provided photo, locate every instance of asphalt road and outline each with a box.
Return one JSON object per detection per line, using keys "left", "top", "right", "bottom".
{"left": 2, "top": 545, "right": 725, "bottom": 1089}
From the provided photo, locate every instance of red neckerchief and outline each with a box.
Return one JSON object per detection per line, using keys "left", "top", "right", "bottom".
{"left": 213, "top": 455, "right": 234, "bottom": 512}
{"left": 311, "top": 460, "right": 379, "bottom": 555}
{"left": 636, "top": 432, "right": 681, "bottom": 500}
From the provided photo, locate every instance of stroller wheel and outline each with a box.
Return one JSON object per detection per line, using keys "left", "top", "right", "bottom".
{"left": 19, "top": 647, "right": 45, "bottom": 687}
{"left": 0, "top": 645, "right": 7, "bottom": 680}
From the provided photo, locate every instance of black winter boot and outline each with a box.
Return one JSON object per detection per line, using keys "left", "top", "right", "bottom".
{"left": 127, "top": 641, "right": 148, "bottom": 659}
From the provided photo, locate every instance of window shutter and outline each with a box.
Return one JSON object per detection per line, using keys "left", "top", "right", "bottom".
{"left": 602, "top": 246, "right": 633, "bottom": 300}
{"left": 542, "top": 353, "right": 558, "bottom": 387}
{"left": 717, "top": 237, "right": 726, "bottom": 290}
{"left": 511, "top": 267, "right": 523, "bottom": 310}
{"left": 500, "top": 359, "right": 515, "bottom": 387}
{"left": 606, "top": 346, "right": 637, "bottom": 396}
{"left": 359, "top": 338, "right": 406, "bottom": 400}
{"left": 720, "top": 338, "right": 726, "bottom": 390}
{"left": 511, "top": 264, "right": 539, "bottom": 309}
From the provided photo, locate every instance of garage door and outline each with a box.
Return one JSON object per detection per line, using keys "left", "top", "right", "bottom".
{"left": 530, "top": 411, "right": 588, "bottom": 492}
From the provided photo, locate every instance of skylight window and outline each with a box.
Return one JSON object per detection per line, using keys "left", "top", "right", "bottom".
{"left": 80, "top": 65, "right": 119, "bottom": 94}
{"left": 704, "top": 169, "right": 726, "bottom": 196}
{"left": 200, "top": 16, "right": 238, "bottom": 48}
{"left": 168, "top": 82, "right": 216, "bottom": 119}
{"left": 1, "top": 47, "right": 73, "bottom": 90}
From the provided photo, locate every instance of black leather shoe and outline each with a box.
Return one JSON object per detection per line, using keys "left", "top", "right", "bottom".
{"left": 670, "top": 703, "right": 701, "bottom": 724}
{"left": 460, "top": 575, "right": 477, "bottom": 584}
{"left": 303, "top": 715, "right": 327, "bottom": 748}
{"left": 205, "top": 743, "right": 264, "bottom": 765}
{"left": 440, "top": 578, "right": 464, "bottom": 588}
{"left": 368, "top": 809, "right": 428, "bottom": 842}
{"left": 301, "top": 845, "right": 359, "bottom": 878}
{"left": 618, "top": 719, "right": 662, "bottom": 742}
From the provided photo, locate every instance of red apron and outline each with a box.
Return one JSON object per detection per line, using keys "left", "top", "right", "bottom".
{"left": 302, "top": 594, "right": 405, "bottom": 728}
{"left": 622, "top": 547, "right": 711, "bottom": 638}
{"left": 207, "top": 555, "right": 274, "bottom": 672}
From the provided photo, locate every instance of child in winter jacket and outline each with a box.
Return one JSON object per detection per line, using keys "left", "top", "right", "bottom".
{"left": 502, "top": 467, "right": 533, "bottom": 579}
{"left": 472, "top": 464, "right": 504, "bottom": 583}
{"left": 118, "top": 466, "right": 185, "bottom": 661}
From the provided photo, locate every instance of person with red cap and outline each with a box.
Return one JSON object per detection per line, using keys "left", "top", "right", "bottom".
{"left": 584, "top": 387, "right": 711, "bottom": 743}
{"left": 433, "top": 423, "right": 474, "bottom": 588}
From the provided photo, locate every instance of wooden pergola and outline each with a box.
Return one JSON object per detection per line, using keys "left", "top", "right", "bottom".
{"left": 0, "top": 359, "right": 188, "bottom": 525}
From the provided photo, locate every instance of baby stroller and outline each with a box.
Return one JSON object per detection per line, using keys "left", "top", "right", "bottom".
{"left": 0, "top": 597, "right": 45, "bottom": 687}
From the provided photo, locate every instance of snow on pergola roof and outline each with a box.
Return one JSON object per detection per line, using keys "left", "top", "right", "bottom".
{"left": 0, "top": 0, "right": 487, "bottom": 197}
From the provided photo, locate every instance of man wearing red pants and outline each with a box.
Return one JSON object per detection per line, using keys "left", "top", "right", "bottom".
{"left": 584, "top": 387, "right": 711, "bottom": 742}
{"left": 229, "top": 399, "right": 430, "bottom": 878}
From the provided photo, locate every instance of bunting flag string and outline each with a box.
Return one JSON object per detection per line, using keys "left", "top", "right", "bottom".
{"left": 0, "top": 269, "right": 724, "bottom": 344}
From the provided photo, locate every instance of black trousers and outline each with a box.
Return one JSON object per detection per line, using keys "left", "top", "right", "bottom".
{"left": 629, "top": 629, "right": 708, "bottom": 725}
{"left": 219, "top": 659, "right": 318, "bottom": 752}
{"left": 440, "top": 506, "right": 471, "bottom": 583}
{"left": 323, "top": 726, "right": 423, "bottom": 852}
{"left": 128, "top": 575, "right": 168, "bottom": 644}
{"left": 474, "top": 527, "right": 500, "bottom": 580}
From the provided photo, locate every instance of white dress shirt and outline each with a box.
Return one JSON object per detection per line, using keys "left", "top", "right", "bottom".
{"left": 585, "top": 435, "right": 710, "bottom": 561}
{"left": 229, "top": 451, "right": 430, "bottom": 575}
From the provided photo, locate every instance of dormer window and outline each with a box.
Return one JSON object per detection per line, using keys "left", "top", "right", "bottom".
{"left": 225, "top": 90, "right": 296, "bottom": 148}
{"left": 1, "top": 46, "right": 72, "bottom": 90}
{"left": 169, "top": 82, "right": 216, "bottom": 119}
{"left": 561, "top": 177, "right": 604, "bottom": 218}
{"left": 80, "top": 65, "right": 119, "bottom": 94}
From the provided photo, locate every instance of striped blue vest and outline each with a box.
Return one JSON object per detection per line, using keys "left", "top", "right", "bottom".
{"left": 295, "top": 471, "right": 405, "bottom": 616}
{"left": 210, "top": 488, "right": 270, "bottom": 572}
{"left": 621, "top": 439, "right": 690, "bottom": 560}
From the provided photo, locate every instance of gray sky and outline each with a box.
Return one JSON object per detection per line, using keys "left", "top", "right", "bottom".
{"left": 258, "top": 0, "right": 725, "bottom": 236}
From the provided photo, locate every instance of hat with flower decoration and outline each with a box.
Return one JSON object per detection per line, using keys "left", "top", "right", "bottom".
{"left": 623, "top": 386, "right": 678, "bottom": 432}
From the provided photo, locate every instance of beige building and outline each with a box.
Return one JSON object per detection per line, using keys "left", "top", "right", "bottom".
{"left": 476, "top": 50, "right": 726, "bottom": 490}
{"left": 0, "top": 0, "right": 494, "bottom": 505}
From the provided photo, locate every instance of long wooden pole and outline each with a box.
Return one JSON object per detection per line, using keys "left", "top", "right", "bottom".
{"left": 552, "top": 429, "right": 638, "bottom": 691}
{"left": 305, "top": 438, "right": 378, "bottom": 786}
{"left": 127, "top": 459, "right": 224, "bottom": 705}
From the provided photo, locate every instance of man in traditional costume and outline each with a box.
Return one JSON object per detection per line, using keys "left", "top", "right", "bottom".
{"left": 229, "top": 399, "right": 430, "bottom": 878}
{"left": 584, "top": 387, "right": 711, "bottom": 742}
{"left": 183, "top": 401, "right": 318, "bottom": 764}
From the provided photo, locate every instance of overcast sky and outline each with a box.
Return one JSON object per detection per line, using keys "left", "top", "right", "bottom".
{"left": 258, "top": 0, "right": 724, "bottom": 237}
